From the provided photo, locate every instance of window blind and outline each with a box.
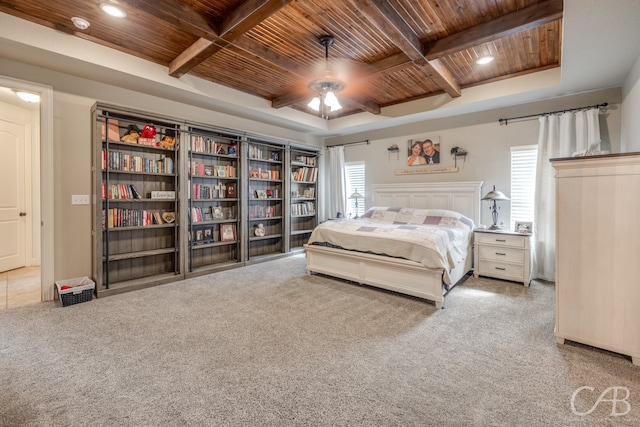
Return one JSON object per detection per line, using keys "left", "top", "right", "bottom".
{"left": 345, "top": 161, "right": 365, "bottom": 218}
{"left": 510, "top": 145, "right": 538, "bottom": 230}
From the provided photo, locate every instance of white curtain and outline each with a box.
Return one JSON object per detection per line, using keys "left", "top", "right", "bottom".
{"left": 327, "top": 145, "right": 346, "bottom": 218}
{"left": 533, "top": 108, "right": 600, "bottom": 281}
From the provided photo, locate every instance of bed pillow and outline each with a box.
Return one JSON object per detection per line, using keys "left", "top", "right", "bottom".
{"left": 360, "top": 207, "right": 474, "bottom": 230}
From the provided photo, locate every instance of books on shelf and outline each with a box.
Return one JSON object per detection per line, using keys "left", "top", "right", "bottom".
{"left": 294, "top": 155, "right": 316, "bottom": 166}
{"left": 102, "top": 183, "right": 142, "bottom": 200}
{"left": 190, "top": 135, "right": 237, "bottom": 156}
{"left": 249, "top": 167, "right": 280, "bottom": 180}
{"left": 192, "top": 183, "right": 213, "bottom": 199}
{"left": 190, "top": 206, "right": 204, "bottom": 223}
{"left": 102, "top": 149, "right": 174, "bottom": 174}
{"left": 291, "top": 202, "right": 316, "bottom": 216}
{"left": 292, "top": 166, "right": 317, "bottom": 182}
{"left": 249, "top": 205, "right": 276, "bottom": 219}
{"left": 103, "top": 208, "right": 166, "bottom": 228}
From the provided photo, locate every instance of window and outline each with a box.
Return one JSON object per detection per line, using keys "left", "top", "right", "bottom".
{"left": 345, "top": 161, "right": 365, "bottom": 218}
{"left": 510, "top": 145, "right": 538, "bottom": 230}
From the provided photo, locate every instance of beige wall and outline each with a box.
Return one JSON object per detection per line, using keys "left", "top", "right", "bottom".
{"left": 324, "top": 88, "right": 622, "bottom": 227}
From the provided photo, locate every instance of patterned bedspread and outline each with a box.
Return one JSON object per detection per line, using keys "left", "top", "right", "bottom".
{"left": 307, "top": 207, "right": 475, "bottom": 284}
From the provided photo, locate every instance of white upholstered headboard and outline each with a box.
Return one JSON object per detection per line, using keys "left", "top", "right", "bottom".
{"left": 372, "top": 181, "right": 483, "bottom": 225}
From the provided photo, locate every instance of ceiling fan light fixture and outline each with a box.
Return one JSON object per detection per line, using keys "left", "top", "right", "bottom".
{"left": 325, "top": 91, "right": 342, "bottom": 111}
{"left": 476, "top": 55, "right": 495, "bottom": 65}
{"left": 308, "top": 97, "right": 321, "bottom": 111}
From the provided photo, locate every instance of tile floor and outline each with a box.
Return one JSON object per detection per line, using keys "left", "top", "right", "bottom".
{"left": 0, "top": 266, "right": 41, "bottom": 310}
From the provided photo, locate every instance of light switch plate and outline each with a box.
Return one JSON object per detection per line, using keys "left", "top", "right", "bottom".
{"left": 72, "top": 195, "right": 90, "bottom": 205}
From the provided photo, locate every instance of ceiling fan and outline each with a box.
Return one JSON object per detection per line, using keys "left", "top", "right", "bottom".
{"left": 306, "top": 36, "right": 346, "bottom": 119}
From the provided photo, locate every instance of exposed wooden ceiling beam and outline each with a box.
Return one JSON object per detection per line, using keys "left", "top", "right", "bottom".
{"left": 271, "top": 91, "right": 313, "bottom": 110}
{"left": 354, "top": 0, "right": 461, "bottom": 98}
{"left": 424, "top": 0, "right": 563, "bottom": 60}
{"left": 169, "top": 0, "right": 292, "bottom": 77}
{"left": 341, "top": 96, "right": 382, "bottom": 115}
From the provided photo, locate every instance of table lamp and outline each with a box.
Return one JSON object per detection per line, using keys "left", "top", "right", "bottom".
{"left": 349, "top": 189, "right": 364, "bottom": 218}
{"left": 482, "top": 185, "right": 510, "bottom": 230}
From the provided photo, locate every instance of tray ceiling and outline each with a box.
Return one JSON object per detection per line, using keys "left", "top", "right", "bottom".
{"left": 0, "top": 0, "right": 562, "bottom": 120}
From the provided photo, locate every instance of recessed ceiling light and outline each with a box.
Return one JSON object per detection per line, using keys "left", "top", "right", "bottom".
{"left": 476, "top": 56, "right": 495, "bottom": 65}
{"left": 71, "top": 17, "right": 90, "bottom": 30}
{"left": 100, "top": 3, "right": 127, "bottom": 18}
{"left": 14, "top": 91, "right": 41, "bottom": 103}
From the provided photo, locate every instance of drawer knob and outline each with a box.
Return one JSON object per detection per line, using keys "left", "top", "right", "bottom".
{"left": 495, "top": 239, "right": 506, "bottom": 242}
{"left": 495, "top": 267, "right": 506, "bottom": 271}
{"left": 496, "top": 252, "right": 506, "bottom": 256}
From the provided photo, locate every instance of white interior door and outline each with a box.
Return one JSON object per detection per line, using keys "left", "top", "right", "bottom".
{"left": 0, "top": 118, "right": 26, "bottom": 272}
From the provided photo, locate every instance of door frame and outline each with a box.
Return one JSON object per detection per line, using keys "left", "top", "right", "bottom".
{"left": 0, "top": 76, "right": 54, "bottom": 301}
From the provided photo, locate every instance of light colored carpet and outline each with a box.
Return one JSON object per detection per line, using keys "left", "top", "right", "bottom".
{"left": 1, "top": 254, "right": 639, "bottom": 426}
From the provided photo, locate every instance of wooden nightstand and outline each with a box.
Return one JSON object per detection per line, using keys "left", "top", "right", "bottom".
{"left": 473, "top": 229, "right": 531, "bottom": 286}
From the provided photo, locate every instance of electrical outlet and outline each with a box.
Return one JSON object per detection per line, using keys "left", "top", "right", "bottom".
{"left": 71, "top": 195, "right": 90, "bottom": 205}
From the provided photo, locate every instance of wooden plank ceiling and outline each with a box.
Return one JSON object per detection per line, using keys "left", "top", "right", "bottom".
{"left": 0, "top": 0, "right": 562, "bottom": 119}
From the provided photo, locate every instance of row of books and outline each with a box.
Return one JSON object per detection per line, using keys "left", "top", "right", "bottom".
{"left": 292, "top": 166, "right": 317, "bottom": 182}
{"left": 294, "top": 155, "right": 317, "bottom": 166}
{"left": 190, "top": 135, "right": 237, "bottom": 156}
{"left": 291, "top": 202, "right": 316, "bottom": 216}
{"left": 249, "top": 167, "right": 280, "bottom": 180}
{"left": 102, "top": 150, "right": 175, "bottom": 174}
{"left": 248, "top": 145, "right": 280, "bottom": 161}
{"left": 249, "top": 206, "right": 277, "bottom": 219}
{"left": 190, "top": 162, "right": 237, "bottom": 178}
{"left": 102, "top": 208, "right": 165, "bottom": 228}
{"left": 102, "top": 183, "right": 142, "bottom": 200}
{"left": 192, "top": 183, "right": 221, "bottom": 200}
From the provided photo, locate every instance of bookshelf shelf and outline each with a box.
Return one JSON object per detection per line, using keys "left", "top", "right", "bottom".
{"left": 104, "top": 247, "right": 176, "bottom": 261}
{"left": 291, "top": 229, "right": 314, "bottom": 235}
{"left": 249, "top": 234, "right": 283, "bottom": 242}
{"left": 105, "top": 223, "right": 177, "bottom": 232}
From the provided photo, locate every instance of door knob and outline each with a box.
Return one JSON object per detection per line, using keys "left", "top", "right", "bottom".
{"left": 19, "top": 212, "right": 26, "bottom": 216}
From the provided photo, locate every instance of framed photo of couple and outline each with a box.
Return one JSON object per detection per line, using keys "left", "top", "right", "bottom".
{"left": 407, "top": 136, "right": 441, "bottom": 166}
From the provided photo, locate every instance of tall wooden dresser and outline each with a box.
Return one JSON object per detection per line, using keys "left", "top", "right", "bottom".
{"left": 551, "top": 153, "right": 640, "bottom": 365}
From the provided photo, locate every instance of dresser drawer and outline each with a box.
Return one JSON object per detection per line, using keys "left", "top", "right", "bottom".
{"left": 477, "top": 260, "right": 524, "bottom": 280}
{"left": 478, "top": 245, "right": 524, "bottom": 263}
{"left": 475, "top": 232, "right": 525, "bottom": 248}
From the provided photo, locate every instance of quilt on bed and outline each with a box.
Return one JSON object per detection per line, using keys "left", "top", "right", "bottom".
{"left": 307, "top": 207, "right": 475, "bottom": 284}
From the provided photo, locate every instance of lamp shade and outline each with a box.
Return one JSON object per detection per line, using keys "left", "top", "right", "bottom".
{"left": 349, "top": 191, "right": 363, "bottom": 199}
{"left": 482, "top": 186, "right": 509, "bottom": 201}
{"left": 307, "top": 97, "right": 320, "bottom": 111}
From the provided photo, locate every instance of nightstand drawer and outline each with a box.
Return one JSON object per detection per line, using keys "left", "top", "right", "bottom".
{"left": 475, "top": 232, "right": 525, "bottom": 248}
{"left": 477, "top": 261, "right": 524, "bottom": 279}
{"left": 478, "top": 245, "right": 524, "bottom": 263}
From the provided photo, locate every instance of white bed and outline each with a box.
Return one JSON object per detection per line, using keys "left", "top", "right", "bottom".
{"left": 304, "top": 181, "right": 483, "bottom": 308}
